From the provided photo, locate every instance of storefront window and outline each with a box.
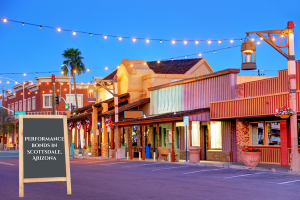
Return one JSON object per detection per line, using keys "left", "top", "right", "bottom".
{"left": 298, "top": 122, "right": 300, "bottom": 145}
{"left": 266, "top": 122, "right": 281, "bottom": 145}
{"left": 210, "top": 122, "right": 222, "bottom": 149}
{"left": 250, "top": 123, "right": 264, "bottom": 145}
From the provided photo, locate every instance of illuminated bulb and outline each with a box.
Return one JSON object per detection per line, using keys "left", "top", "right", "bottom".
{"left": 0, "top": 81, "right": 1, "bottom": 83}
{"left": 119, "top": 37, "right": 122, "bottom": 41}
{"left": 130, "top": 64, "right": 133, "bottom": 67}
{"left": 117, "top": 66, "right": 119, "bottom": 68}
{"left": 218, "top": 40, "right": 221, "bottom": 44}
{"left": 23, "top": 82, "right": 25, "bottom": 85}
{"left": 172, "top": 40, "right": 175, "bottom": 44}
{"left": 281, "top": 34, "right": 284, "bottom": 37}
{"left": 272, "top": 36, "right": 275, "bottom": 41}
{"left": 36, "top": 72, "right": 38, "bottom": 75}
{"left": 50, "top": 90, "right": 52, "bottom": 92}
{"left": 171, "top": 58, "right": 173, "bottom": 61}
{"left": 74, "top": 70, "right": 76, "bottom": 73}
{"left": 184, "top": 40, "right": 187, "bottom": 45}
{"left": 185, "top": 56, "right": 187, "bottom": 58}
{"left": 143, "top": 62, "right": 146, "bottom": 65}
{"left": 61, "top": 71, "right": 64, "bottom": 74}
{"left": 214, "top": 50, "right": 216, "bottom": 53}
{"left": 195, "top": 40, "right": 199, "bottom": 44}
{"left": 0, "top": 74, "right": 2, "bottom": 76}
{"left": 57, "top": 90, "right": 59, "bottom": 92}
{"left": 22, "top": 22, "right": 24, "bottom": 26}
{"left": 23, "top": 73, "right": 26, "bottom": 76}
{"left": 61, "top": 83, "right": 63, "bottom": 85}
{"left": 39, "top": 26, "right": 42, "bottom": 29}
{"left": 28, "top": 92, "right": 30, "bottom": 94}
{"left": 251, "top": 38, "right": 254, "bottom": 41}
{"left": 257, "top": 41, "right": 260, "bottom": 44}
{"left": 35, "top": 92, "right": 37, "bottom": 94}
{"left": 88, "top": 83, "right": 90, "bottom": 85}
{"left": 157, "top": 60, "right": 160, "bottom": 64}
{"left": 87, "top": 69, "right": 90, "bottom": 72}
{"left": 82, "top": 83, "right": 83, "bottom": 85}
{"left": 7, "top": 81, "right": 9, "bottom": 84}
{"left": 47, "top": 82, "right": 49, "bottom": 85}
{"left": 3, "top": 18, "right": 7, "bottom": 22}
{"left": 198, "top": 53, "right": 201, "bottom": 57}
{"left": 43, "top": 91, "right": 45, "bottom": 93}
{"left": 73, "top": 31, "right": 76, "bottom": 35}
{"left": 132, "top": 38, "right": 136, "bottom": 42}
{"left": 57, "top": 28, "right": 61, "bottom": 32}
{"left": 146, "top": 39, "right": 149, "bottom": 43}
{"left": 228, "top": 48, "right": 230, "bottom": 50}
{"left": 208, "top": 40, "right": 211, "bottom": 44}
{"left": 160, "top": 40, "right": 162, "bottom": 43}
{"left": 230, "top": 39, "right": 233, "bottom": 43}
{"left": 64, "top": 89, "right": 66, "bottom": 91}
{"left": 105, "top": 67, "right": 108, "bottom": 70}
{"left": 49, "top": 72, "right": 50, "bottom": 74}
{"left": 260, "top": 37, "right": 263, "bottom": 40}
{"left": 240, "top": 39, "right": 243, "bottom": 41}
{"left": 15, "top": 82, "right": 17, "bottom": 84}
{"left": 90, "top": 33, "right": 92, "bottom": 36}
{"left": 104, "top": 35, "right": 107, "bottom": 39}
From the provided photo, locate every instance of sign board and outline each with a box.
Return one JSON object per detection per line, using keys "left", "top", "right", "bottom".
{"left": 15, "top": 111, "right": 26, "bottom": 115}
{"left": 65, "top": 104, "right": 69, "bottom": 109}
{"left": 183, "top": 116, "right": 189, "bottom": 125}
{"left": 107, "top": 127, "right": 111, "bottom": 132}
{"left": 96, "top": 129, "right": 99, "bottom": 136}
{"left": 19, "top": 115, "right": 71, "bottom": 197}
{"left": 124, "top": 111, "right": 143, "bottom": 118}
{"left": 168, "top": 130, "right": 172, "bottom": 143}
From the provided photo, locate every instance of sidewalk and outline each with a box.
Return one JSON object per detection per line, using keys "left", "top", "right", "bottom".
{"left": 71, "top": 155, "right": 299, "bottom": 176}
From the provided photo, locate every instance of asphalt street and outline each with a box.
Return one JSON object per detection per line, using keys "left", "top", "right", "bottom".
{"left": 0, "top": 151, "right": 299, "bottom": 200}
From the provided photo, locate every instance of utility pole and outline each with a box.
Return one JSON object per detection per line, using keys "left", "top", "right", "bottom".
{"left": 1, "top": 85, "right": 4, "bottom": 146}
{"left": 52, "top": 75, "right": 56, "bottom": 115}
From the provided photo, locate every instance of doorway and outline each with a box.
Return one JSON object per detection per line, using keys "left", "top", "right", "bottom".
{"left": 203, "top": 126, "right": 208, "bottom": 160}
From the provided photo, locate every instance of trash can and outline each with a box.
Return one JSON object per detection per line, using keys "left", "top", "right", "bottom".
{"left": 188, "top": 146, "right": 201, "bottom": 162}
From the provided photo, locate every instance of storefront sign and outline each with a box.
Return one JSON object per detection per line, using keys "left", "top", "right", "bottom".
{"left": 184, "top": 116, "right": 189, "bottom": 125}
{"left": 169, "top": 130, "right": 172, "bottom": 143}
{"left": 19, "top": 115, "right": 71, "bottom": 197}
{"left": 14, "top": 111, "right": 26, "bottom": 115}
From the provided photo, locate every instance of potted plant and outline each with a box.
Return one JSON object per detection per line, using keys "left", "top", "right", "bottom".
{"left": 242, "top": 147, "right": 261, "bottom": 168}
{"left": 175, "top": 154, "right": 179, "bottom": 162}
{"left": 87, "top": 144, "right": 92, "bottom": 153}
{"left": 275, "top": 106, "right": 295, "bottom": 119}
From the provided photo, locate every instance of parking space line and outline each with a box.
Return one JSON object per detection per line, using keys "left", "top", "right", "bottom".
{"left": 123, "top": 163, "right": 161, "bottom": 168}
{"left": 183, "top": 168, "right": 223, "bottom": 174}
{"left": 277, "top": 180, "right": 300, "bottom": 185}
{"left": 224, "top": 172, "right": 264, "bottom": 179}
{"left": 99, "top": 162, "right": 126, "bottom": 166}
{"left": 0, "top": 162, "right": 16, "bottom": 166}
{"left": 152, "top": 166, "right": 188, "bottom": 171}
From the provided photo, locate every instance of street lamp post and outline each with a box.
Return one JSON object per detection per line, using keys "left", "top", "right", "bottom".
{"left": 245, "top": 21, "right": 299, "bottom": 171}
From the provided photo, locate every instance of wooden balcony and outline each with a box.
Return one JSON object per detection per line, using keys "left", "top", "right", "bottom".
{"left": 210, "top": 92, "right": 290, "bottom": 119}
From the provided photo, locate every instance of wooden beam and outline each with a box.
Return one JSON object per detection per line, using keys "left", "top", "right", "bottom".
{"left": 115, "top": 116, "right": 184, "bottom": 126}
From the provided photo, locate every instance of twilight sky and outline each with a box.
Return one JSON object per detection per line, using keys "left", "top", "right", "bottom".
{"left": 0, "top": 0, "right": 299, "bottom": 91}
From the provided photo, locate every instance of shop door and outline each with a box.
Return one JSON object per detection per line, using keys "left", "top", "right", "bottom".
{"left": 203, "top": 126, "right": 208, "bottom": 160}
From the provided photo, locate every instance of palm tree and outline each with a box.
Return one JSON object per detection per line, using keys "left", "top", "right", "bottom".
{"left": 61, "top": 48, "right": 86, "bottom": 109}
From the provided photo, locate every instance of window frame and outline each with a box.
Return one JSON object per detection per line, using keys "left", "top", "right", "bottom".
{"left": 27, "top": 98, "right": 31, "bottom": 111}
{"left": 208, "top": 121, "right": 222, "bottom": 150}
{"left": 65, "top": 94, "right": 84, "bottom": 108}
{"left": 19, "top": 100, "right": 22, "bottom": 111}
{"left": 23, "top": 99, "right": 26, "bottom": 111}
{"left": 32, "top": 96, "right": 36, "bottom": 110}
{"left": 15, "top": 102, "right": 18, "bottom": 111}
{"left": 43, "top": 94, "right": 52, "bottom": 108}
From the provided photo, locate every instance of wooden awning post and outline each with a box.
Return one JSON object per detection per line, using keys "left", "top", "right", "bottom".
{"left": 74, "top": 126, "right": 78, "bottom": 149}
{"left": 171, "top": 122, "right": 175, "bottom": 162}
{"left": 189, "top": 121, "right": 192, "bottom": 147}
{"left": 91, "top": 106, "right": 98, "bottom": 157}
{"left": 118, "top": 127, "right": 121, "bottom": 148}
{"left": 111, "top": 126, "right": 115, "bottom": 149}
{"left": 142, "top": 126, "right": 145, "bottom": 160}
{"left": 83, "top": 121, "right": 87, "bottom": 149}
{"left": 156, "top": 124, "right": 159, "bottom": 159}
{"left": 129, "top": 126, "right": 133, "bottom": 160}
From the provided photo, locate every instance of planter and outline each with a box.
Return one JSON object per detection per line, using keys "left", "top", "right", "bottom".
{"left": 175, "top": 155, "right": 179, "bottom": 162}
{"left": 82, "top": 149, "right": 88, "bottom": 157}
{"left": 242, "top": 152, "right": 261, "bottom": 168}
{"left": 188, "top": 146, "right": 201, "bottom": 162}
{"left": 279, "top": 114, "right": 290, "bottom": 119}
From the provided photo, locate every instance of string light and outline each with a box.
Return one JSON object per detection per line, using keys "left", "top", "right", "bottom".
{"left": 208, "top": 40, "right": 211, "bottom": 44}
{"left": 132, "top": 38, "right": 136, "bottom": 42}
{"left": 39, "top": 26, "right": 41, "bottom": 29}
{"left": 230, "top": 39, "right": 233, "bottom": 43}
{"left": 87, "top": 69, "right": 90, "bottom": 72}
{"left": 7, "top": 81, "right": 9, "bottom": 84}
{"left": 214, "top": 50, "right": 216, "bottom": 53}
{"left": 218, "top": 40, "right": 221, "bottom": 44}
{"left": 35, "top": 91, "right": 37, "bottom": 94}
{"left": 172, "top": 40, "right": 175, "bottom": 44}
{"left": 146, "top": 39, "right": 149, "bottom": 43}
{"left": 61, "top": 71, "right": 64, "bottom": 74}
{"left": 198, "top": 53, "right": 201, "bottom": 57}
{"left": 105, "top": 67, "right": 108, "bottom": 70}
{"left": 260, "top": 37, "right": 263, "bottom": 40}
{"left": 184, "top": 40, "right": 187, "bottom": 45}
{"left": 257, "top": 41, "right": 260, "bottom": 44}
{"left": 157, "top": 60, "right": 160, "bottom": 64}
{"left": 2, "top": 18, "right": 254, "bottom": 45}
{"left": 185, "top": 56, "right": 187, "bottom": 58}
{"left": 74, "top": 70, "right": 76, "bottom": 73}
{"left": 130, "top": 64, "right": 133, "bottom": 67}
{"left": 117, "top": 66, "right": 119, "bottom": 68}
{"left": 143, "top": 62, "right": 146, "bottom": 65}
{"left": 23, "top": 73, "right": 26, "bottom": 76}
{"left": 251, "top": 38, "right": 254, "bottom": 41}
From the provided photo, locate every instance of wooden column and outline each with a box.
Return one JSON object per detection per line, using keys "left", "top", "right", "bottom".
{"left": 200, "top": 122, "right": 205, "bottom": 160}
{"left": 171, "top": 122, "right": 175, "bottom": 162}
{"left": 91, "top": 105, "right": 98, "bottom": 157}
{"left": 142, "top": 126, "right": 145, "bottom": 160}
{"left": 118, "top": 127, "right": 121, "bottom": 148}
{"left": 189, "top": 121, "right": 193, "bottom": 147}
{"left": 281, "top": 121, "right": 289, "bottom": 165}
{"left": 156, "top": 124, "right": 159, "bottom": 159}
{"left": 111, "top": 126, "right": 115, "bottom": 149}
{"left": 129, "top": 126, "right": 133, "bottom": 160}
{"left": 84, "top": 121, "right": 87, "bottom": 149}
{"left": 74, "top": 126, "right": 78, "bottom": 149}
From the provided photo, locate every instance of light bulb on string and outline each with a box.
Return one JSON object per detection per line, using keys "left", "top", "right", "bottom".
{"left": 218, "top": 40, "right": 221, "bottom": 44}
{"left": 208, "top": 40, "right": 211, "bottom": 44}
{"left": 61, "top": 71, "right": 64, "bottom": 74}
{"left": 171, "top": 58, "right": 173, "bottom": 61}
{"left": 185, "top": 56, "right": 187, "bottom": 58}
{"left": 172, "top": 40, "right": 175, "bottom": 44}
{"left": 143, "top": 62, "right": 146, "bottom": 65}
{"left": 132, "top": 38, "right": 136, "bottom": 42}
{"left": 104, "top": 35, "right": 107, "bottom": 39}
{"left": 240, "top": 39, "right": 243, "bottom": 41}
{"left": 3, "top": 18, "right": 7, "bottom": 22}
{"left": 73, "top": 31, "right": 76, "bottom": 35}
{"left": 87, "top": 69, "right": 90, "bottom": 72}
{"left": 23, "top": 73, "right": 26, "bottom": 76}
{"left": 119, "top": 37, "right": 122, "bottom": 41}
{"left": 15, "top": 82, "right": 17, "bottom": 84}
{"left": 146, "top": 39, "right": 149, "bottom": 43}
{"left": 214, "top": 50, "right": 216, "bottom": 53}
{"left": 251, "top": 38, "right": 254, "bottom": 41}
{"left": 36, "top": 72, "right": 38, "bottom": 75}
{"left": 130, "top": 64, "right": 133, "bottom": 67}
{"left": 0, "top": 74, "right": 2, "bottom": 76}
{"left": 22, "top": 22, "right": 24, "bottom": 26}
{"left": 195, "top": 40, "right": 199, "bottom": 44}
{"left": 7, "top": 81, "right": 9, "bottom": 84}
{"left": 117, "top": 66, "right": 119, "bottom": 68}
{"left": 90, "top": 33, "right": 92, "bottom": 36}
{"left": 57, "top": 28, "right": 61, "bottom": 32}
{"left": 160, "top": 40, "right": 162, "bottom": 43}
{"left": 105, "top": 67, "right": 108, "bottom": 70}
{"left": 49, "top": 72, "right": 50, "bottom": 74}
{"left": 39, "top": 26, "right": 42, "bottom": 29}
{"left": 184, "top": 40, "right": 187, "bottom": 45}
{"left": 157, "top": 60, "right": 160, "bottom": 64}
{"left": 230, "top": 39, "right": 233, "bottom": 43}
{"left": 257, "top": 41, "right": 260, "bottom": 44}
{"left": 198, "top": 53, "right": 202, "bottom": 57}
{"left": 260, "top": 37, "right": 263, "bottom": 40}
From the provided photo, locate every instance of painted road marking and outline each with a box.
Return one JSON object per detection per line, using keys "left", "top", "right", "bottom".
{"left": 123, "top": 163, "right": 161, "bottom": 168}
{"left": 99, "top": 162, "right": 126, "bottom": 166}
{"left": 0, "top": 162, "right": 16, "bottom": 166}
{"left": 0, "top": 156, "right": 19, "bottom": 157}
{"left": 152, "top": 166, "right": 188, "bottom": 171}
{"left": 183, "top": 168, "right": 223, "bottom": 174}
{"left": 224, "top": 172, "right": 265, "bottom": 179}
{"left": 277, "top": 180, "right": 300, "bottom": 185}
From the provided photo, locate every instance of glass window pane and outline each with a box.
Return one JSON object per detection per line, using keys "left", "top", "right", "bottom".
{"left": 210, "top": 122, "right": 222, "bottom": 149}
{"left": 266, "top": 122, "right": 281, "bottom": 145}
{"left": 251, "top": 123, "right": 264, "bottom": 145}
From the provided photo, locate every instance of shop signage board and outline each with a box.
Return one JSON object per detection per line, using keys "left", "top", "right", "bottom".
{"left": 15, "top": 111, "right": 26, "bottom": 115}
{"left": 124, "top": 111, "right": 143, "bottom": 118}
{"left": 19, "top": 115, "right": 71, "bottom": 197}
{"left": 183, "top": 116, "right": 189, "bottom": 162}
{"left": 183, "top": 116, "right": 189, "bottom": 125}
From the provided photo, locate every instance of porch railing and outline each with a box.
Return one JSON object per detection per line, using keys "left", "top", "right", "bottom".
{"left": 251, "top": 146, "right": 281, "bottom": 164}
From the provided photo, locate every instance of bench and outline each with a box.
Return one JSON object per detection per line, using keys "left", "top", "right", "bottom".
{"left": 157, "top": 147, "right": 171, "bottom": 162}
{"left": 4, "top": 144, "right": 15, "bottom": 151}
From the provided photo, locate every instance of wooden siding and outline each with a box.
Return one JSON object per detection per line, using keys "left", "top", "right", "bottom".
{"left": 183, "top": 74, "right": 236, "bottom": 110}
{"left": 210, "top": 93, "right": 290, "bottom": 119}
{"left": 242, "top": 70, "right": 288, "bottom": 98}
{"left": 221, "top": 121, "right": 231, "bottom": 152}
{"left": 253, "top": 146, "right": 281, "bottom": 164}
